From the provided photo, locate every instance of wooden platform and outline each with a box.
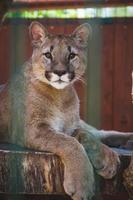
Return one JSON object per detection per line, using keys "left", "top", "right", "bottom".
{"left": 0, "top": 143, "right": 132, "bottom": 200}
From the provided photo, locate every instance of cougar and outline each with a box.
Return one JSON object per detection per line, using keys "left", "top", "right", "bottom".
{"left": 0, "top": 22, "right": 133, "bottom": 200}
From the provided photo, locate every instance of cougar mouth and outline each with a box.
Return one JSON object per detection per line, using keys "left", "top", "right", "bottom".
{"left": 50, "top": 81, "right": 69, "bottom": 89}
{"left": 45, "top": 71, "right": 75, "bottom": 89}
{"left": 54, "top": 80, "right": 66, "bottom": 83}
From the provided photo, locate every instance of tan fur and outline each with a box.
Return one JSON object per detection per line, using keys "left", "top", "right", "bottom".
{"left": 0, "top": 22, "right": 127, "bottom": 200}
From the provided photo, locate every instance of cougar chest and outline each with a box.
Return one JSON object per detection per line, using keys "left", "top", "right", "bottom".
{"left": 49, "top": 106, "right": 79, "bottom": 136}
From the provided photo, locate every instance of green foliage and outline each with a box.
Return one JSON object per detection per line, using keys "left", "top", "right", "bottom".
{"left": 6, "top": 6, "right": 133, "bottom": 19}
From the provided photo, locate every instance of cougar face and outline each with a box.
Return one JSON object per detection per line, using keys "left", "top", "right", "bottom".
{"left": 30, "top": 22, "right": 91, "bottom": 89}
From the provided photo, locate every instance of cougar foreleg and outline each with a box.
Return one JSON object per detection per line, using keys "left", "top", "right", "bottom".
{"left": 73, "top": 120, "right": 120, "bottom": 179}
{"left": 26, "top": 125, "right": 95, "bottom": 200}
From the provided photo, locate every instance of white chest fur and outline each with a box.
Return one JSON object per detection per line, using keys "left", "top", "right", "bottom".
{"left": 50, "top": 115, "right": 64, "bottom": 133}
{"left": 49, "top": 109, "right": 78, "bottom": 136}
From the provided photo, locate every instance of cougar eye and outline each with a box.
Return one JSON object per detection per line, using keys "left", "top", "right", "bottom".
{"left": 43, "top": 52, "right": 52, "bottom": 59}
{"left": 69, "top": 53, "right": 76, "bottom": 60}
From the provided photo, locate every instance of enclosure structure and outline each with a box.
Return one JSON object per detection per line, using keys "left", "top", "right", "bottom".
{"left": 0, "top": 0, "right": 133, "bottom": 200}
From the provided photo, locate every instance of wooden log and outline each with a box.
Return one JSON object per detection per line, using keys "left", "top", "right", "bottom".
{"left": 99, "top": 148, "right": 133, "bottom": 198}
{"left": 123, "top": 155, "right": 133, "bottom": 199}
{"left": 0, "top": 143, "right": 64, "bottom": 194}
{"left": 0, "top": 143, "right": 132, "bottom": 199}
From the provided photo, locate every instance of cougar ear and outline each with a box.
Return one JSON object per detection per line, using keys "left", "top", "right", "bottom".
{"left": 72, "top": 23, "right": 92, "bottom": 48}
{"left": 29, "top": 21, "right": 48, "bottom": 46}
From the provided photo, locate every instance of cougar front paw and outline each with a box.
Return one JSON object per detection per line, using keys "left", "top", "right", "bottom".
{"left": 63, "top": 159, "right": 95, "bottom": 200}
{"left": 97, "top": 144, "right": 120, "bottom": 179}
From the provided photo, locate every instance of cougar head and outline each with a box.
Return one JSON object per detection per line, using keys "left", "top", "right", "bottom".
{"left": 29, "top": 21, "right": 91, "bottom": 89}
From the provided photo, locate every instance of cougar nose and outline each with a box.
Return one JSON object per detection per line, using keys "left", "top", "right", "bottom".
{"left": 53, "top": 70, "right": 67, "bottom": 77}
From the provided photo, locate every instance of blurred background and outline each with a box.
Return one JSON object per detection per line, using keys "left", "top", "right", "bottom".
{"left": 0, "top": 0, "right": 133, "bottom": 132}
